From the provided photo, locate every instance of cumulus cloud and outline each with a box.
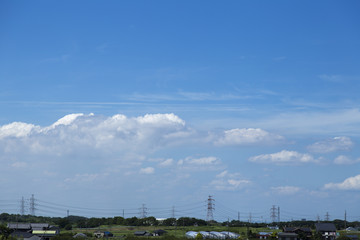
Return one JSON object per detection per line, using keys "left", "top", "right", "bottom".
{"left": 324, "top": 175, "right": 360, "bottom": 190}
{"left": 0, "top": 122, "right": 38, "bottom": 139}
{"left": 271, "top": 186, "right": 300, "bottom": 195}
{"left": 307, "top": 136, "right": 353, "bottom": 153}
{"left": 333, "top": 155, "right": 360, "bottom": 165}
{"left": 249, "top": 150, "right": 315, "bottom": 164}
{"left": 215, "top": 128, "right": 284, "bottom": 146}
{"left": 0, "top": 113, "right": 191, "bottom": 157}
{"left": 210, "top": 170, "right": 251, "bottom": 191}
{"left": 139, "top": 167, "right": 155, "bottom": 174}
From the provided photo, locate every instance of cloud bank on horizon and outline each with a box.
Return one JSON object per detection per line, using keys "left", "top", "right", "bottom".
{"left": 0, "top": 112, "right": 359, "bottom": 220}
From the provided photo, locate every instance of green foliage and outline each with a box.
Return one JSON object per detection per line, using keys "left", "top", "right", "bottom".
{"left": 56, "top": 218, "right": 70, "bottom": 228}
{"left": 195, "top": 233, "right": 203, "bottom": 240}
{"left": 313, "top": 232, "right": 323, "bottom": 240}
{"left": 336, "top": 236, "right": 352, "bottom": 240}
{"left": 270, "top": 232, "right": 278, "bottom": 240}
{"left": 0, "top": 224, "right": 13, "bottom": 240}
{"left": 52, "top": 232, "right": 74, "bottom": 240}
{"left": 64, "top": 223, "right": 73, "bottom": 230}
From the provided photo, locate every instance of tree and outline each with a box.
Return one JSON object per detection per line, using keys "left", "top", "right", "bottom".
{"left": 0, "top": 225, "right": 13, "bottom": 240}
{"left": 195, "top": 233, "right": 203, "bottom": 240}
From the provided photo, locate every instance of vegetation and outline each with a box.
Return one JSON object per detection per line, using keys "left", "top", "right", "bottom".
{"left": 1, "top": 212, "right": 360, "bottom": 240}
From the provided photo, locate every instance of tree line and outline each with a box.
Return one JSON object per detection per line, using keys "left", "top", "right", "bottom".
{"left": 0, "top": 213, "right": 359, "bottom": 230}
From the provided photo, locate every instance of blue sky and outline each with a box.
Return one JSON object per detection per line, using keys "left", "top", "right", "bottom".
{"left": 1, "top": 0, "right": 360, "bottom": 222}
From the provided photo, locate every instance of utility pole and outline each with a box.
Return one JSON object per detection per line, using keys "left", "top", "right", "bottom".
{"left": 206, "top": 195, "right": 215, "bottom": 222}
{"left": 278, "top": 206, "right": 280, "bottom": 225}
{"left": 123, "top": 209, "right": 125, "bottom": 219}
{"left": 67, "top": 210, "right": 69, "bottom": 217}
{"left": 344, "top": 210, "right": 347, "bottom": 229}
{"left": 238, "top": 212, "right": 240, "bottom": 222}
{"left": 172, "top": 206, "right": 175, "bottom": 219}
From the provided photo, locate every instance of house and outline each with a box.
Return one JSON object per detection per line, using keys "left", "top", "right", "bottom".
{"left": 153, "top": 229, "right": 167, "bottom": 236}
{"left": 258, "top": 232, "right": 272, "bottom": 239}
{"left": 8, "top": 223, "right": 59, "bottom": 240}
{"left": 278, "top": 232, "right": 299, "bottom": 240}
{"left": 283, "top": 227, "right": 312, "bottom": 239}
{"left": 134, "top": 231, "right": 152, "bottom": 236}
{"left": 315, "top": 223, "right": 337, "bottom": 240}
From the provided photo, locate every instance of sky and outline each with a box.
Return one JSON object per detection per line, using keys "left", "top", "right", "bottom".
{"left": 0, "top": 0, "right": 360, "bottom": 222}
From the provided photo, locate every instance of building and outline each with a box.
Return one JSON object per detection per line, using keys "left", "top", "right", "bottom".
{"left": 278, "top": 232, "right": 299, "bottom": 240}
{"left": 315, "top": 223, "right": 337, "bottom": 240}
{"left": 8, "top": 223, "right": 59, "bottom": 240}
{"left": 283, "top": 227, "right": 312, "bottom": 239}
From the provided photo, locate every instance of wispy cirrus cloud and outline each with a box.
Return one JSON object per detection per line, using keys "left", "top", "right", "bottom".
{"left": 333, "top": 155, "right": 360, "bottom": 165}
{"left": 271, "top": 186, "right": 300, "bottom": 195}
{"left": 215, "top": 128, "right": 284, "bottom": 146}
{"left": 308, "top": 136, "right": 353, "bottom": 153}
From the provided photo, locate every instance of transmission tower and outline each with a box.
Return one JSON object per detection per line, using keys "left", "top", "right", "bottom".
{"left": 139, "top": 204, "right": 148, "bottom": 218}
{"left": 29, "top": 194, "right": 36, "bottom": 216}
{"left": 278, "top": 206, "right": 280, "bottom": 224}
{"left": 325, "top": 212, "right": 330, "bottom": 221}
{"left": 270, "top": 205, "right": 278, "bottom": 223}
{"left": 206, "top": 195, "right": 215, "bottom": 222}
{"left": 20, "top": 197, "right": 25, "bottom": 215}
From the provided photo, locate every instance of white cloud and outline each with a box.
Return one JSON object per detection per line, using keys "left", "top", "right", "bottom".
{"left": 271, "top": 186, "right": 300, "bottom": 195}
{"left": 185, "top": 156, "right": 220, "bottom": 165}
{"left": 249, "top": 150, "right": 315, "bottom": 164}
{"left": 50, "top": 113, "right": 86, "bottom": 128}
{"left": 211, "top": 171, "right": 251, "bottom": 191}
{"left": 158, "top": 158, "right": 174, "bottom": 167}
{"left": 177, "top": 156, "right": 223, "bottom": 171}
{"left": 318, "top": 74, "right": 343, "bottom": 82}
{"left": 324, "top": 175, "right": 360, "bottom": 190}
{"left": 0, "top": 122, "right": 37, "bottom": 139}
{"left": 136, "top": 113, "right": 185, "bottom": 126}
{"left": 215, "top": 128, "right": 284, "bottom": 146}
{"left": 11, "top": 161, "right": 27, "bottom": 168}
{"left": 308, "top": 136, "right": 353, "bottom": 153}
{"left": 64, "top": 173, "right": 101, "bottom": 183}
{"left": 139, "top": 167, "right": 155, "bottom": 174}
{"left": 0, "top": 113, "right": 191, "bottom": 156}
{"left": 333, "top": 155, "right": 360, "bottom": 165}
